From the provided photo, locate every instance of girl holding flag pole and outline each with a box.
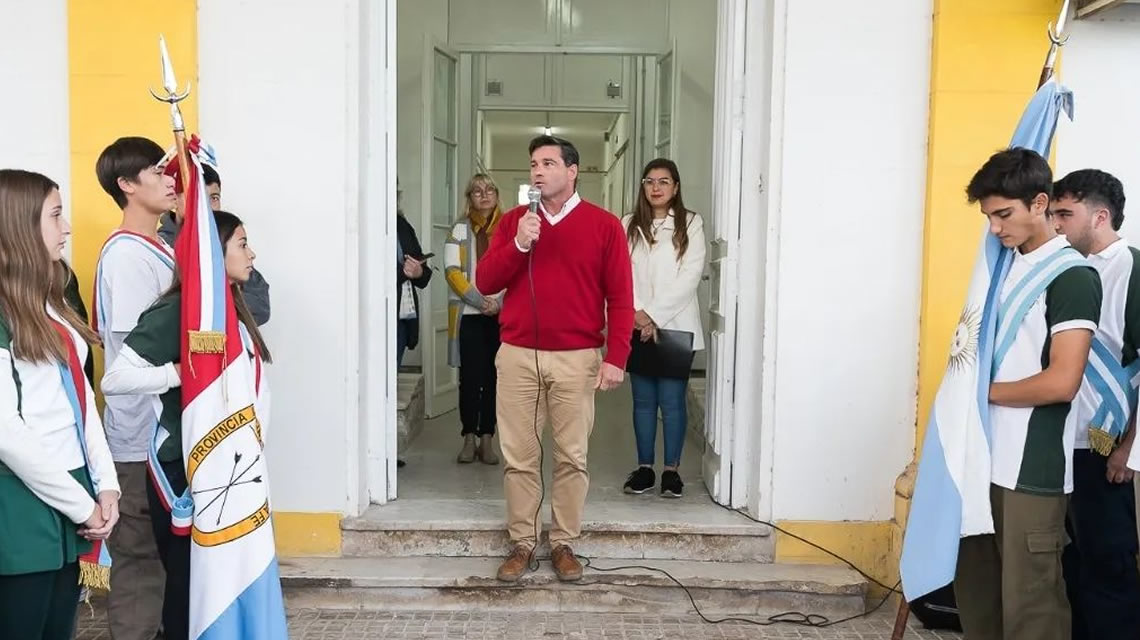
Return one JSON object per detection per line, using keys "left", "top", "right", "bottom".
{"left": 0, "top": 169, "right": 120, "bottom": 640}
{"left": 102, "top": 209, "right": 276, "bottom": 640}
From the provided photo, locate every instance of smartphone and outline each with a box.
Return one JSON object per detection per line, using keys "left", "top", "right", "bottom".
{"left": 417, "top": 252, "right": 435, "bottom": 262}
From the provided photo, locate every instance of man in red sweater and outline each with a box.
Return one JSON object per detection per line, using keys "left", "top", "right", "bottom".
{"left": 477, "top": 136, "right": 634, "bottom": 583}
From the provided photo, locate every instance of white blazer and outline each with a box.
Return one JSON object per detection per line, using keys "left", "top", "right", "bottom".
{"left": 622, "top": 210, "right": 706, "bottom": 352}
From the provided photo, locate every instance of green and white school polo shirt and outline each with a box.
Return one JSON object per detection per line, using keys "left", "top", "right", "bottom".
{"left": 990, "top": 235, "right": 1102, "bottom": 495}
{"left": 1072, "top": 240, "right": 1140, "bottom": 450}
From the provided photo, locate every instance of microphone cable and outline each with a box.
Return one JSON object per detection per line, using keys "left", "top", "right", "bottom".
{"left": 526, "top": 245, "right": 546, "bottom": 572}
{"left": 517, "top": 207, "right": 899, "bottom": 629}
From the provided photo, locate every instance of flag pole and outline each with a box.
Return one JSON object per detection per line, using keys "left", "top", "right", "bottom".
{"left": 150, "top": 35, "right": 192, "bottom": 193}
{"left": 889, "top": 3, "right": 1072, "bottom": 638}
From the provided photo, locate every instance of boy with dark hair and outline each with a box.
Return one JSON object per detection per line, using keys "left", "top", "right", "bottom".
{"left": 954, "top": 148, "right": 1102, "bottom": 640}
{"left": 93, "top": 136, "right": 177, "bottom": 640}
{"left": 1051, "top": 168, "right": 1140, "bottom": 640}
{"left": 159, "top": 164, "right": 272, "bottom": 325}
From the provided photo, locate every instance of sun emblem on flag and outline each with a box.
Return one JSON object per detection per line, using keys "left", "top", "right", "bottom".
{"left": 948, "top": 305, "right": 981, "bottom": 373}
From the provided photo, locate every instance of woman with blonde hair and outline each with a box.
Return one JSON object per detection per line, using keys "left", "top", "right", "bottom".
{"left": 0, "top": 169, "right": 120, "bottom": 639}
{"left": 444, "top": 173, "right": 505, "bottom": 464}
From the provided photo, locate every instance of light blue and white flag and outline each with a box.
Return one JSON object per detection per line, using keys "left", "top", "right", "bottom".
{"left": 899, "top": 79, "right": 1074, "bottom": 602}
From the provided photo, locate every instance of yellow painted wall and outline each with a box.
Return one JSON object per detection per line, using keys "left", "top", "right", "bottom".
{"left": 915, "top": 0, "right": 1064, "bottom": 449}
{"left": 273, "top": 512, "right": 343, "bottom": 557}
{"left": 774, "top": 521, "right": 896, "bottom": 597}
{"left": 67, "top": 0, "right": 198, "bottom": 339}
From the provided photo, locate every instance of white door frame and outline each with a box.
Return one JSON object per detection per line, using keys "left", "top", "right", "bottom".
{"left": 736, "top": 0, "right": 786, "bottom": 521}
{"left": 356, "top": 0, "right": 398, "bottom": 508}
{"left": 703, "top": 0, "right": 784, "bottom": 516}
{"left": 359, "top": 0, "right": 783, "bottom": 515}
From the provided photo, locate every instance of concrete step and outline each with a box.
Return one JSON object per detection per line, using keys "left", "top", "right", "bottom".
{"left": 279, "top": 556, "right": 867, "bottom": 618}
{"left": 341, "top": 499, "right": 773, "bottom": 562}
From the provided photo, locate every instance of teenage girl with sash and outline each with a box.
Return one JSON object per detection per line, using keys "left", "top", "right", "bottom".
{"left": 0, "top": 169, "right": 121, "bottom": 639}
{"left": 101, "top": 209, "right": 271, "bottom": 640}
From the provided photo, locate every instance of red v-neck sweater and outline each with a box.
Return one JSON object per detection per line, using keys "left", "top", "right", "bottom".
{"left": 477, "top": 199, "right": 634, "bottom": 368}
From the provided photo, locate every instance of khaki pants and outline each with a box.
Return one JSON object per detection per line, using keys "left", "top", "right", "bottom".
{"left": 496, "top": 343, "right": 601, "bottom": 550}
{"left": 955, "top": 484, "right": 1070, "bottom": 640}
{"left": 107, "top": 462, "right": 165, "bottom": 640}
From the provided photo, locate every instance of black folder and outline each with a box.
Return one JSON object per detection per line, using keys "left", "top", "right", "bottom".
{"left": 625, "top": 328, "right": 695, "bottom": 380}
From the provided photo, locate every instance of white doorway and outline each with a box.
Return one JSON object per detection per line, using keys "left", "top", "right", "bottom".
{"left": 379, "top": 0, "right": 769, "bottom": 517}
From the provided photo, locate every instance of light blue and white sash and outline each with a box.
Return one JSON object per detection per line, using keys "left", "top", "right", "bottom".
{"left": 992, "top": 246, "right": 1090, "bottom": 371}
{"left": 1084, "top": 337, "right": 1140, "bottom": 455}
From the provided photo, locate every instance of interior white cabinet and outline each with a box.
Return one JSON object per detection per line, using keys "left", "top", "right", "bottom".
{"left": 476, "top": 53, "right": 629, "bottom": 110}
{"left": 560, "top": 0, "right": 668, "bottom": 50}
{"left": 553, "top": 55, "right": 630, "bottom": 109}
{"left": 448, "top": 0, "right": 558, "bottom": 49}
{"left": 477, "top": 54, "right": 552, "bottom": 107}
{"left": 448, "top": 0, "right": 667, "bottom": 52}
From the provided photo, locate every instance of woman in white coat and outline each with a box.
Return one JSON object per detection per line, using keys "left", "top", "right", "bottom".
{"left": 620, "top": 159, "right": 705, "bottom": 498}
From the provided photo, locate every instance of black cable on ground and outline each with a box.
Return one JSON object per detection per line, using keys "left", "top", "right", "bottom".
{"left": 522, "top": 218, "right": 900, "bottom": 626}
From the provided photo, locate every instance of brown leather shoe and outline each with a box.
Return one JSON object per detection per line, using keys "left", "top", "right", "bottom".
{"left": 496, "top": 545, "right": 533, "bottom": 583}
{"left": 551, "top": 544, "right": 583, "bottom": 582}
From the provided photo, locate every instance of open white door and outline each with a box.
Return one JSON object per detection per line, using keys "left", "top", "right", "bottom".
{"left": 420, "top": 40, "right": 461, "bottom": 418}
{"left": 703, "top": 0, "right": 749, "bottom": 506}
{"left": 653, "top": 45, "right": 677, "bottom": 160}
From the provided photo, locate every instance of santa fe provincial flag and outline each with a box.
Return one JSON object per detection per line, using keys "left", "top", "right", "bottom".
{"left": 173, "top": 141, "right": 287, "bottom": 639}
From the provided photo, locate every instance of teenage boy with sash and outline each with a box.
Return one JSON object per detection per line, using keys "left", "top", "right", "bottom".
{"left": 1050, "top": 169, "right": 1140, "bottom": 639}
{"left": 954, "top": 148, "right": 1102, "bottom": 640}
{"left": 94, "top": 136, "right": 178, "bottom": 640}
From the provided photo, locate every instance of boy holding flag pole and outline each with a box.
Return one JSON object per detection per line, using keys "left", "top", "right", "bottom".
{"left": 100, "top": 36, "right": 288, "bottom": 640}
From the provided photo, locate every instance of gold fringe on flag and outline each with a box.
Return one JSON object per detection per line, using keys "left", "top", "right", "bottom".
{"left": 189, "top": 331, "right": 225, "bottom": 354}
{"left": 78, "top": 559, "right": 110, "bottom": 592}
{"left": 1088, "top": 428, "right": 1117, "bottom": 457}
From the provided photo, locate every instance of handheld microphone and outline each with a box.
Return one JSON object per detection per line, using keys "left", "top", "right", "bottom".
{"left": 526, "top": 185, "right": 541, "bottom": 246}
{"left": 527, "top": 186, "right": 541, "bottom": 213}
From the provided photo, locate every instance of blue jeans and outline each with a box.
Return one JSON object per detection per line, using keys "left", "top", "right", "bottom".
{"left": 630, "top": 373, "right": 688, "bottom": 467}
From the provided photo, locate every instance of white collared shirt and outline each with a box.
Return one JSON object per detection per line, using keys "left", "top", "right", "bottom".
{"left": 515, "top": 192, "right": 582, "bottom": 253}
{"left": 540, "top": 192, "right": 581, "bottom": 226}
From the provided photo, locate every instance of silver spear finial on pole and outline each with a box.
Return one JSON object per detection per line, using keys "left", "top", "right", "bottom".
{"left": 1039, "top": 0, "right": 1072, "bottom": 88}
{"left": 149, "top": 34, "right": 192, "bottom": 133}
{"left": 149, "top": 34, "right": 192, "bottom": 194}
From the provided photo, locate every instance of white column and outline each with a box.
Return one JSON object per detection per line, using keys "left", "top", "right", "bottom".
{"left": 198, "top": 0, "right": 396, "bottom": 515}
{"left": 0, "top": 0, "right": 71, "bottom": 226}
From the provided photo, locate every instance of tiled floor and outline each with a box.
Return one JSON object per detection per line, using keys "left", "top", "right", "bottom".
{"left": 75, "top": 607, "right": 962, "bottom": 639}
{"left": 395, "top": 378, "right": 706, "bottom": 503}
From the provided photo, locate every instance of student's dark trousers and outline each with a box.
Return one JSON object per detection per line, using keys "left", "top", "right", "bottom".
{"left": 146, "top": 460, "right": 192, "bottom": 640}
{"left": 0, "top": 562, "right": 80, "bottom": 640}
{"left": 1062, "top": 448, "right": 1140, "bottom": 640}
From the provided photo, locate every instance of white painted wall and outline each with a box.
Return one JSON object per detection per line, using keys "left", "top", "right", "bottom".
{"left": 198, "top": 0, "right": 372, "bottom": 512}
{"left": 768, "top": 0, "right": 932, "bottom": 521}
{"left": 1055, "top": 6, "right": 1140, "bottom": 242}
{"left": 0, "top": 0, "right": 71, "bottom": 225}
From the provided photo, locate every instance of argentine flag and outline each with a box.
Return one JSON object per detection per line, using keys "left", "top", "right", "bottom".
{"left": 899, "top": 80, "right": 1074, "bottom": 602}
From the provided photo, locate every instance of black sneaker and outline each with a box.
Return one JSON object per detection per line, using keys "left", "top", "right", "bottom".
{"left": 623, "top": 467, "right": 656, "bottom": 494}
{"left": 661, "top": 471, "right": 683, "bottom": 498}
